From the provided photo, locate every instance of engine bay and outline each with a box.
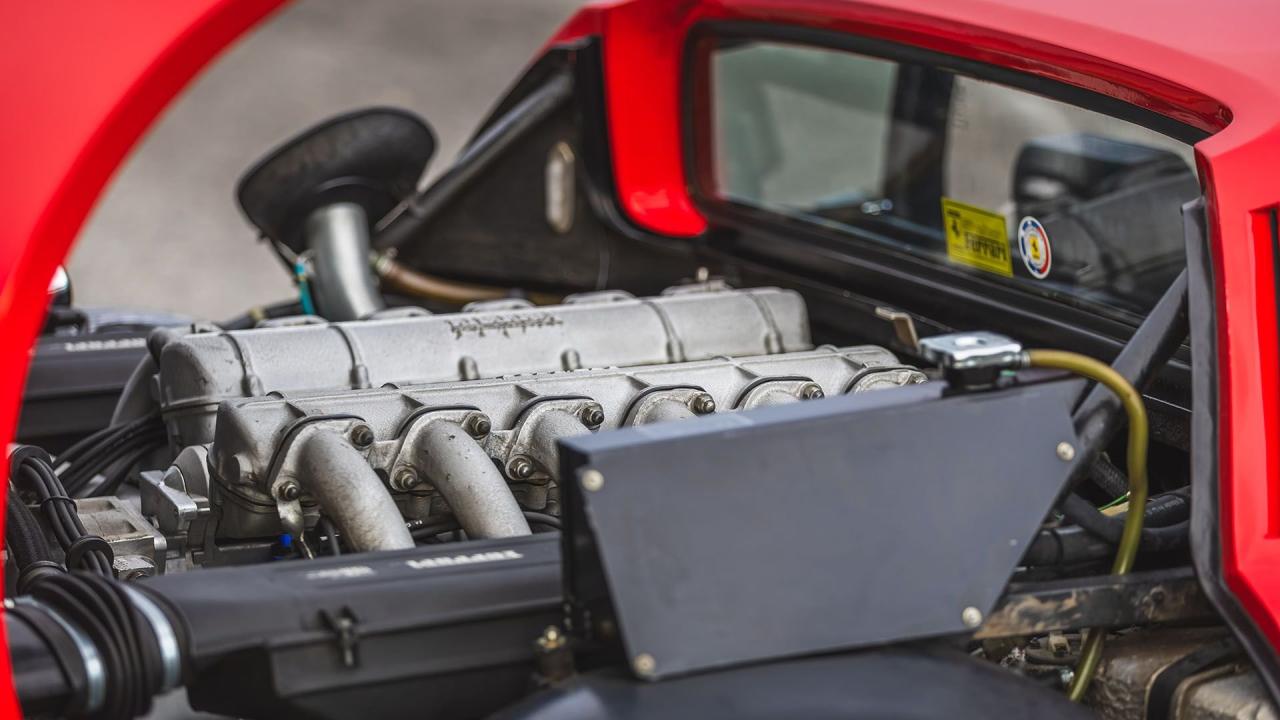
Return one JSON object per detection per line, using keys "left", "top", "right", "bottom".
{"left": 5, "top": 40, "right": 1277, "bottom": 720}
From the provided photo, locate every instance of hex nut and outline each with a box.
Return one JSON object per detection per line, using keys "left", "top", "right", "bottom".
{"left": 350, "top": 424, "right": 376, "bottom": 449}
{"left": 579, "top": 404, "right": 606, "bottom": 428}
{"left": 464, "top": 414, "right": 492, "bottom": 439}
{"left": 581, "top": 469, "right": 605, "bottom": 492}
{"left": 799, "top": 383, "right": 825, "bottom": 400}
{"left": 277, "top": 481, "right": 301, "bottom": 502}
{"left": 392, "top": 468, "right": 420, "bottom": 492}
{"left": 690, "top": 393, "right": 717, "bottom": 415}
{"left": 1056, "top": 442, "right": 1076, "bottom": 462}
{"left": 508, "top": 456, "right": 536, "bottom": 480}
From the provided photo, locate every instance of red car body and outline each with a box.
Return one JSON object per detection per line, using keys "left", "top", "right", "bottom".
{"left": 3, "top": 0, "right": 1280, "bottom": 713}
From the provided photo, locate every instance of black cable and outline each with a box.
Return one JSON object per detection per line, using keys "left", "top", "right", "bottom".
{"left": 30, "top": 573, "right": 170, "bottom": 720}
{"left": 410, "top": 517, "right": 463, "bottom": 541}
{"left": 88, "top": 439, "right": 165, "bottom": 498}
{"left": 409, "top": 511, "right": 561, "bottom": 543}
{"left": 9, "top": 447, "right": 114, "bottom": 578}
{"left": 59, "top": 416, "right": 164, "bottom": 497}
{"left": 6, "top": 484, "right": 62, "bottom": 590}
{"left": 522, "top": 512, "right": 561, "bottom": 530}
{"left": 318, "top": 517, "right": 341, "bottom": 557}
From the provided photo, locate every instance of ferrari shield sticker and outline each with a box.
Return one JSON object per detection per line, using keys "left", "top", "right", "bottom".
{"left": 1018, "top": 216, "right": 1052, "bottom": 279}
{"left": 941, "top": 198, "right": 1013, "bottom": 277}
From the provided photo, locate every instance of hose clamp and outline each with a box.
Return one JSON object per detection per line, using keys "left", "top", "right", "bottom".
{"left": 120, "top": 584, "right": 182, "bottom": 691}
{"left": 13, "top": 596, "right": 106, "bottom": 715}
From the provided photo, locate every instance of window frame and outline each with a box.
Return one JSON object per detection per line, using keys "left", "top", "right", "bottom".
{"left": 682, "top": 21, "right": 1210, "bottom": 330}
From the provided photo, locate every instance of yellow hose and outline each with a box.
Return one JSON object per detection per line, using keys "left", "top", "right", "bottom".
{"left": 1023, "top": 350, "right": 1149, "bottom": 702}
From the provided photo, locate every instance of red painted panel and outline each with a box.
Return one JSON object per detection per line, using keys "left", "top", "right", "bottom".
{"left": 0, "top": 1, "right": 287, "bottom": 713}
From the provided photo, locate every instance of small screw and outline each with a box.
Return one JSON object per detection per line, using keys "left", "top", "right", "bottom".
{"left": 579, "top": 403, "right": 605, "bottom": 428}
{"left": 581, "top": 469, "right": 605, "bottom": 492}
{"left": 799, "top": 383, "right": 825, "bottom": 400}
{"left": 1056, "top": 442, "right": 1076, "bottom": 462}
{"left": 278, "top": 481, "right": 301, "bottom": 502}
{"left": 508, "top": 456, "right": 536, "bottom": 480}
{"left": 464, "top": 413, "right": 492, "bottom": 439}
{"left": 536, "top": 625, "right": 566, "bottom": 651}
{"left": 392, "top": 468, "right": 420, "bottom": 492}
{"left": 961, "top": 606, "right": 983, "bottom": 628}
{"left": 350, "top": 424, "right": 375, "bottom": 449}
{"left": 632, "top": 653, "right": 656, "bottom": 677}
{"left": 690, "top": 393, "right": 717, "bottom": 415}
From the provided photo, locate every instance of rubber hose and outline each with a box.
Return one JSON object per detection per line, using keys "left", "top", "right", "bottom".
{"left": 1024, "top": 492, "right": 1189, "bottom": 566}
{"left": 374, "top": 254, "right": 561, "bottom": 306}
{"left": 1060, "top": 493, "right": 1189, "bottom": 552}
{"left": 1023, "top": 349, "right": 1148, "bottom": 702}
{"left": 1089, "top": 454, "right": 1130, "bottom": 500}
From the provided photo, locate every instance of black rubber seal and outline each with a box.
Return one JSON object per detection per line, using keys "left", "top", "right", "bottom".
{"left": 65, "top": 536, "right": 114, "bottom": 573}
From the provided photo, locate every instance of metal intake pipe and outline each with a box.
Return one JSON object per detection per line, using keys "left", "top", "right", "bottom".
{"left": 523, "top": 409, "right": 590, "bottom": 478}
{"left": 306, "top": 202, "right": 385, "bottom": 321}
{"left": 416, "top": 420, "right": 530, "bottom": 538}
{"left": 296, "top": 430, "right": 413, "bottom": 551}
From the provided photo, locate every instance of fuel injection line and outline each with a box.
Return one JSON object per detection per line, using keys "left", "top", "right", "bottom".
{"left": 1022, "top": 349, "right": 1150, "bottom": 701}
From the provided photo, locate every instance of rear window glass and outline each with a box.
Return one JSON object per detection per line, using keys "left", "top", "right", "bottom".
{"left": 707, "top": 40, "right": 1199, "bottom": 317}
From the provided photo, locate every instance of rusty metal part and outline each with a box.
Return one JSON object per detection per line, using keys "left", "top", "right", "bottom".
{"left": 374, "top": 253, "right": 560, "bottom": 306}
{"left": 976, "top": 568, "right": 1215, "bottom": 640}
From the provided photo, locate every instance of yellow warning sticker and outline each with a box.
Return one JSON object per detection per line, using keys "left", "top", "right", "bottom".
{"left": 941, "top": 198, "right": 1013, "bottom": 277}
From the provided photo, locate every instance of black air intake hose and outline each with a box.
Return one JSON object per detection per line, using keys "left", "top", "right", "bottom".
{"left": 6, "top": 573, "right": 185, "bottom": 720}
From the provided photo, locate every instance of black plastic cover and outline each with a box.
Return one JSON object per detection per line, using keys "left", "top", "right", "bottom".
{"left": 142, "top": 534, "right": 560, "bottom": 719}
{"left": 18, "top": 331, "right": 149, "bottom": 450}
{"left": 559, "top": 379, "right": 1084, "bottom": 679}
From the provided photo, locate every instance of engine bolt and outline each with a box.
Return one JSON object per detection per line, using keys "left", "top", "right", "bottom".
{"left": 579, "top": 404, "right": 605, "bottom": 429}
{"left": 961, "top": 606, "right": 983, "bottom": 628}
{"left": 508, "top": 456, "right": 536, "bottom": 480}
{"left": 392, "top": 468, "right": 420, "bottom": 492}
{"left": 464, "top": 414, "right": 492, "bottom": 439}
{"left": 350, "top": 424, "right": 375, "bottom": 449}
{"left": 799, "top": 383, "right": 825, "bottom": 400}
{"left": 277, "top": 481, "right": 301, "bottom": 502}
{"left": 690, "top": 393, "right": 717, "bottom": 415}
{"left": 1056, "top": 442, "right": 1076, "bottom": 462}
{"left": 580, "top": 469, "right": 605, "bottom": 492}
{"left": 536, "top": 625, "right": 566, "bottom": 651}
{"left": 632, "top": 653, "right": 657, "bottom": 677}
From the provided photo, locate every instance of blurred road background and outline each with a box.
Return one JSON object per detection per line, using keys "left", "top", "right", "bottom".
{"left": 67, "top": 0, "right": 583, "bottom": 322}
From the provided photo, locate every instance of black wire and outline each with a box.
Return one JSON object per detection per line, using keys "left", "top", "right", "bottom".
{"left": 30, "top": 573, "right": 169, "bottom": 719}
{"left": 410, "top": 517, "right": 463, "bottom": 541}
{"left": 88, "top": 439, "right": 165, "bottom": 498}
{"left": 63, "top": 425, "right": 155, "bottom": 494}
{"left": 59, "top": 416, "right": 164, "bottom": 497}
{"left": 10, "top": 449, "right": 113, "bottom": 577}
{"left": 318, "top": 517, "right": 342, "bottom": 556}
{"left": 523, "top": 511, "right": 562, "bottom": 530}
{"left": 408, "top": 511, "right": 561, "bottom": 542}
